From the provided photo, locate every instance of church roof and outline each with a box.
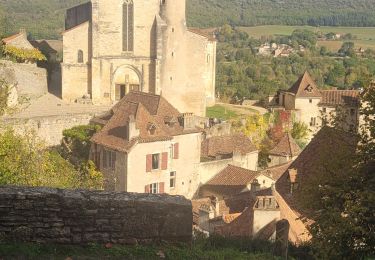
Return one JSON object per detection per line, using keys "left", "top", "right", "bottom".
{"left": 91, "top": 92, "right": 201, "bottom": 152}
{"left": 287, "top": 71, "right": 322, "bottom": 98}
{"left": 319, "top": 90, "right": 360, "bottom": 107}
{"left": 201, "top": 133, "right": 257, "bottom": 158}
{"left": 269, "top": 133, "right": 302, "bottom": 157}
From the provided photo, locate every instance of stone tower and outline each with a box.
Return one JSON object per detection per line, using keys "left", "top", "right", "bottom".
{"left": 160, "top": 0, "right": 207, "bottom": 116}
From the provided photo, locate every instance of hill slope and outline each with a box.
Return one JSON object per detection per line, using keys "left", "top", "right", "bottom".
{"left": 187, "top": 0, "right": 375, "bottom": 28}
{"left": 1, "top": 0, "right": 375, "bottom": 39}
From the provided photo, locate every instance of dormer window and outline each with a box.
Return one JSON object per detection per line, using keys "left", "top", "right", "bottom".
{"left": 147, "top": 123, "right": 157, "bottom": 135}
{"left": 164, "top": 116, "right": 177, "bottom": 127}
{"left": 288, "top": 169, "right": 299, "bottom": 194}
{"left": 305, "top": 84, "right": 313, "bottom": 93}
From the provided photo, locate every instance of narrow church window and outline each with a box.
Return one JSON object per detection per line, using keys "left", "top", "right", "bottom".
{"left": 77, "top": 50, "right": 83, "bottom": 63}
{"left": 123, "top": 0, "right": 134, "bottom": 52}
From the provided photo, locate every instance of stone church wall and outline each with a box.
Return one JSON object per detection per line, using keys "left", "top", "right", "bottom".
{"left": 0, "top": 186, "right": 192, "bottom": 244}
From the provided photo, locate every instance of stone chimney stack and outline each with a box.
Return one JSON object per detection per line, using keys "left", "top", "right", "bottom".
{"left": 128, "top": 115, "right": 140, "bottom": 140}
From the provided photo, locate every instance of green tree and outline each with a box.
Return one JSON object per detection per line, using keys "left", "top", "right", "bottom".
{"left": 0, "top": 129, "right": 103, "bottom": 189}
{"left": 296, "top": 83, "right": 375, "bottom": 259}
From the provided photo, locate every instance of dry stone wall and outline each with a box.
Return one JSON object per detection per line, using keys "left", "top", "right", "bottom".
{"left": 0, "top": 186, "right": 192, "bottom": 244}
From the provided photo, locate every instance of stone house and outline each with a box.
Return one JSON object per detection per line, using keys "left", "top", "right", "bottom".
{"left": 270, "top": 71, "right": 360, "bottom": 136}
{"left": 199, "top": 162, "right": 291, "bottom": 199}
{"left": 194, "top": 163, "right": 291, "bottom": 239}
{"left": 62, "top": 0, "right": 216, "bottom": 116}
{"left": 198, "top": 134, "right": 259, "bottom": 185}
{"left": 90, "top": 91, "right": 203, "bottom": 199}
{"left": 1, "top": 30, "right": 35, "bottom": 51}
{"left": 268, "top": 133, "right": 302, "bottom": 167}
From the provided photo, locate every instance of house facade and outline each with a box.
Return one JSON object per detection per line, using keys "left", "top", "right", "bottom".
{"left": 62, "top": 0, "right": 216, "bottom": 116}
{"left": 90, "top": 92, "right": 202, "bottom": 199}
{"left": 270, "top": 71, "right": 360, "bottom": 136}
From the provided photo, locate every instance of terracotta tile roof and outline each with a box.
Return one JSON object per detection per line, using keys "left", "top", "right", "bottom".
{"left": 201, "top": 133, "right": 257, "bottom": 158}
{"left": 276, "top": 126, "right": 358, "bottom": 214}
{"left": 319, "top": 90, "right": 360, "bottom": 107}
{"left": 91, "top": 92, "right": 201, "bottom": 152}
{"left": 206, "top": 165, "right": 259, "bottom": 186}
{"left": 188, "top": 28, "right": 217, "bottom": 41}
{"left": 287, "top": 71, "right": 322, "bottom": 98}
{"left": 222, "top": 213, "right": 242, "bottom": 224}
{"left": 2, "top": 33, "right": 23, "bottom": 44}
{"left": 260, "top": 163, "right": 292, "bottom": 181}
{"left": 214, "top": 206, "right": 254, "bottom": 237}
{"left": 269, "top": 133, "right": 302, "bottom": 157}
{"left": 201, "top": 165, "right": 259, "bottom": 197}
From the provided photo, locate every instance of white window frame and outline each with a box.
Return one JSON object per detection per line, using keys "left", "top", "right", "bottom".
{"left": 170, "top": 171, "right": 176, "bottom": 189}
{"left": 150, "top": 183, "right": 159, "bottom": 194}
{"left": 103, "top": 149, "right": 116, "bottom": 171}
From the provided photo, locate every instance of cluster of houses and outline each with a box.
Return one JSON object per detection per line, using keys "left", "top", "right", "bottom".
{"left": 258, "top": 43, "right": 305, "bottom": 57}
{"left": 1, "top": 0, "right": 365, "bottom": 245}
{"left": 87, "top": 71, "right": 361, "bottom": 244}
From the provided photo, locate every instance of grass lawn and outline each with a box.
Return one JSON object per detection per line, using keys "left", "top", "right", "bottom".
{"left": 239, "top": 25, "right": 375, "bottom": 50}
{"left": 0, "top": 242, "right": 282, "bottom": 260}
{"left": 206, "top": 104, "right": 239, "bottom": 120}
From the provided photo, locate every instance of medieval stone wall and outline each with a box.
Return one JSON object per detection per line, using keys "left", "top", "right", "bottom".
{"left": 0, "top": 186, "right": 192, "bottom": 244}
{"left": 0, "top": 60, "right": 48, "bottom": 100}
{"left": 3, "top": 113, "right": 96, "bottom": 146}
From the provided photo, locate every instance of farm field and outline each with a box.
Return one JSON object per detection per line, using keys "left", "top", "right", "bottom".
{"left": 239, "top": 25, "right": 375, "bottom": 51}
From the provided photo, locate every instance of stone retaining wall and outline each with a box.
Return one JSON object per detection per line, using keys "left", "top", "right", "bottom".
{"left": 0, "top": 186, "right": 192, "bottom": 244}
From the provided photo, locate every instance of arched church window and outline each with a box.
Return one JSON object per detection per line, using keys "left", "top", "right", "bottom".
{"left": 77, "top": 50, "right": 83, "bottom": 63}
{"left": 123, "top": 0, "right": 134, "bottom": 52}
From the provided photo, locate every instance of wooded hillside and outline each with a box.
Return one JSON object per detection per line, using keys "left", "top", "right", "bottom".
{"left": 1, "top": 0, "right": 375, "bottom": 39}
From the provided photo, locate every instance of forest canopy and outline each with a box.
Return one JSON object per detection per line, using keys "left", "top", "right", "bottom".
{"left": 1, "top": 0, "right": 375, "bottom": 39}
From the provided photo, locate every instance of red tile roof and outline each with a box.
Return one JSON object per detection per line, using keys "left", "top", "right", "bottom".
{"left": 200, "top": 165, "right": 259, "bottom": 197}
{"left": 319, "top": 90, "right": 360, "bottom": 107}
{"left": 269, "top": 133, "right": 302, "bottom": 157}
{"left": 201, "top": 133, "right": 257, "bottom": 158}
{"left": 276, "top": 126, "right": 358, "bottom": 215}
{"left": 91, "top": 92, "right": 201, "bottom": 152}
{"left": 260, "top": 162, "right": 293, "bottom": 181}
{"left": 2, "top": 33, "right": 23, "bottom": 44}
{"left": 287, "top": 71, "right": 322, "bottom": 98}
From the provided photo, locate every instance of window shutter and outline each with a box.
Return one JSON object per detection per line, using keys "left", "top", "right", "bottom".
{"left": 146, "top": 154, "right": 152, "bottom": 172}
{"left": 161, "top": 152, "right": 168, "bottom": 170}
{"left": 145, "top": 184, "right": 150, "bottom": 193}
{"left": 173, "top": 143, "right": 179, "bottom": 159}
{"left": 159, "top": 182, "right": 165, "bottom": 194}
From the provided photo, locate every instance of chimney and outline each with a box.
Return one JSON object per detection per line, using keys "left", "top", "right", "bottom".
{"left": 213, "top": 197, "right": 220, "bottom": 217}
{"left": 179, "top": 113, "right": 195, "bottom": 130}
{"left": 251, "top": 179, "right": 261, "bottom": 192}
{"left": 128, "top": 115, "right": 140, "bottom": 140}
{"left": 288, "top": 169, "right": 299, "bottom": 194}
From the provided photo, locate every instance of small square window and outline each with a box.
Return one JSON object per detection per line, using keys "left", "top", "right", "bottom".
{"left": 309, "top": 99, "right": 313, "bottom": 103}
{"left": 322, "top": 107, "right": 327, "bottom": 113}
{"left": 152, "top": 154, "right": 160, "bottom": 170}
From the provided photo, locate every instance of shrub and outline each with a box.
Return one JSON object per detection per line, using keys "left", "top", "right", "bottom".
{"left": 2, "top": 45, "right": 46, "bottom": 63}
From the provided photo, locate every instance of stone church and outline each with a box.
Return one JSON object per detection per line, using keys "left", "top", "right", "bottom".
{"left": 62, "top": 0, "right": 216, "bottom": 116}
